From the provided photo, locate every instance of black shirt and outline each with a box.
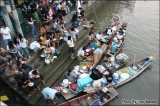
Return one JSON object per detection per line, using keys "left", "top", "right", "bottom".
{"left": 80, "top": 10, "right": 85, "bottom": 17}
{"left": 90, "top": 69, "right": 103, "bottom": 80}
{"left": 16, "top": 59, "right": 26, "bottom": 69}
{"left": 71, "top": 13, "right": 78, "bottom": 22}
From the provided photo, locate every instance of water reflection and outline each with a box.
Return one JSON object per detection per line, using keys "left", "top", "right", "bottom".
{"left": 88, "top": 1, "right": 159, "bottom": 105}
{"left": 88, "top": 1, "right": 136, "bottom": 32}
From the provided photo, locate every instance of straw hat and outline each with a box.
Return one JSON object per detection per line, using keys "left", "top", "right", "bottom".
{"left": 113, "top": 37, "right": 118, "bottom": 43}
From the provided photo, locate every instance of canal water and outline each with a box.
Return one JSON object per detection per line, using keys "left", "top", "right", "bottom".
{"left": 88, "top": 1, "right": 159, "bottom": 105}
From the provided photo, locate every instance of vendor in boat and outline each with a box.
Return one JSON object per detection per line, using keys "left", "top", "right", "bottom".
{"left": 111, "top": 15, "right": 120, "bottom": 32}
{"left": 116, "top": 28, "right": 125, "bottom": 41}
{"left": 90, "top": 69, "right": 103, "bottom": 80}
{"left": 106, "top": 25, "right": 113, "bottom": 37}
{"left": 77, "top": 46, "right": 87, "bottom": 61}
{"left": 104, "top": 51, "right": 115, "bottom": 66}
{"left": 42, "top": 87, "right": 60, "bottom": 105}
{"left": 65, "top": 69, "right": 78, "bottom": 82}
{"left": 78, "top": 70, "right": 90, "bottom": 79}
{"left": 103, "top": 70, "right": 113, "bottom": 84}
{"left": 110, "top": 37, "right": 119, "bottom": 52}
{"left": 96, "top": 32, "right": 107, "bottom": 44}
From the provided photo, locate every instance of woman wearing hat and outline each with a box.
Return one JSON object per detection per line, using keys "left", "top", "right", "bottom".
{"left": 110, "top": 37, "right": 119, "bottom": 52}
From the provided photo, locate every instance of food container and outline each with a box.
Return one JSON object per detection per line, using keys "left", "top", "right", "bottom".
{"left": 41, "top": 53, "right": 46, "bottom": 61}
{"left": 79, "top": 62, "right": 88, "bottom": 67}
{"left": 45, "top": 59, "right": 50, "bottom": 65}
{"left": 62, "top": 89, "right": 68, "bottom": 94}
{"left": 49, "top": 57, "right": 54, "bottom": 63}
{"left": 28, "top": 82, "right": 34, "bottom": 87}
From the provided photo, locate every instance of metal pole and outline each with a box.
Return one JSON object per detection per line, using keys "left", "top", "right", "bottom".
{"left": 92, "top": 4, "right": 100, "bottom": 32}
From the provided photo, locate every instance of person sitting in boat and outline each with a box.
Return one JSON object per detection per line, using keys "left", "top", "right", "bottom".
{"left": 96, "top": 33, "right": 106, "bottom": 44}
{"left": 110, "top": 37, "right": 119, "bottom": 52}
{"left": 104, "top": 52, "right": 115, "bottom": 67}
{"left": 77, "top": 46, "right": 87, "bottom": 61}
{"left": 42, "top": 87, "right": 60, "bottom": 105}
{"left": 90, "top": 69, "right": 103, "bottom": 80}
{"left": 79, "top": 71, "right": 90, "bottom": 79}
{"left": 111, "top": 15, "right": 120, "bottom": 32}
{"left": 116, "top": 28, "right": 125, "bottom": 41}
{"left": 65, "top": 68, "right": 78, "bottom": 82}
{"left": 103, "top": 70, "right": 113, "bottom": 84}
{"left": 106, "top": 25, "right": 113, "bottom": 37}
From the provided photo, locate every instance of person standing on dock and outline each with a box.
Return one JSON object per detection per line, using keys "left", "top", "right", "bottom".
{"left": 67, "top": 36, "right": 75, "bottom": 59}
{"left": 0, "top": 24, "right": 11, "bottom": 50}
{"left": 42, "top": 87, "right": 60, "bottom": 105}
{"left": 88, "top": 28, "right": 95, "bottom": 44}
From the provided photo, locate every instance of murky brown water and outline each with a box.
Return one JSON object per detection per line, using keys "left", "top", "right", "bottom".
{"left": 88, "top": 1, "right": 159, "bottom": 105}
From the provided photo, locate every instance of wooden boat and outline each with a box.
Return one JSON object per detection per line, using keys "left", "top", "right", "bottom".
{"left": 61, "top": 44, "right": 108, "bottom": 100}
{"left": 114, "top": 54, "right": 156, "bottom": 88}
{"left": 83, "top": 54, "right": 157, "bottom": 93}
{"left": 59, "top": 87, "right": 118, "bottom": 106}
{"left": 97, "top": 53, "right": 130, "bottom": 73}
{"left": 105, "top": 23, "right": 127, "bottom": 56}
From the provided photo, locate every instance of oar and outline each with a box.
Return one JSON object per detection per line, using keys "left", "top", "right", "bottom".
{"left": 132, "top": 54, "right": 137, "bottom": 70}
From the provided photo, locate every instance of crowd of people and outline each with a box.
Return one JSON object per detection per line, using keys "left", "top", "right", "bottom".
{"left": 0, "top": 0, "right": 88, "bottom": 102}
{"left": 0, "top": 0, "right": 125, "bottom": 104}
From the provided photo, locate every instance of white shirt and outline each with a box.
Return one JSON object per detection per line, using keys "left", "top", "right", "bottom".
{"left": 70, "top": 30, "right": 76, "bottom": 39}
{"left": 79, "top": 73, "right": 89, "bottom": 79}
{"left": 19, "top": 38, "right": 27, "bottom": 48}
{"left": 0, "top": 27, "right": 11, "bottom": 40}
{"left": 28, "top": 70, "right": 39, "bottom": 78}
{"left": 57, "top": 4, "right": 62, "bottom": 10}
{"left": 77, "top": 48, "right": 85, "bottom": 56}
{"left": 28, "top": 21, "right": 33, "bottom": 24}
{"left": 88, "top": 35, "right": 93, "bottom": 41}
{"left": 107, "top": 28, "right": 112, "bottom": 35}
{"left": 96, "top": 34, "right": 102, "bottom": 40}
{"left": 50, "top": 47, "right": 56, "bottom": 55}
{"left": 53, "top": 22, "right": 58, "bottom": 30}
{"left": 67, "top": 39, "right": 74, "bottom": 47}
{"left": 116, "top": 32, "right": 124, "bottom": 40}
{"left": 29, "top": 41, "right": 40, "bottom": 50}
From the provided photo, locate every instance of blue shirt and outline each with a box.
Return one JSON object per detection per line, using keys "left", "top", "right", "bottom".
{"left": 42, "top": 87, "right": 57, "bottom": 100}
{"left": 72, "top": 22, "right": 79, "bottom": 28}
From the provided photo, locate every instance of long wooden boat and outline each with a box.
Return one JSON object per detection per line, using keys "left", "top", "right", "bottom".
{"left": 97, "top": 53, "right": 130, "bottom": 73}
{"left": 59, "top": 87, "right": 118, "bottom": 106}
{"left": 61, "top": 44, "right": 108, "bottom": 100}
{"left": 83, "top": 54, "right": 157, "bottom": 93}
{"left": 105, "top": 23, "right": 127, "bottom": 56}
